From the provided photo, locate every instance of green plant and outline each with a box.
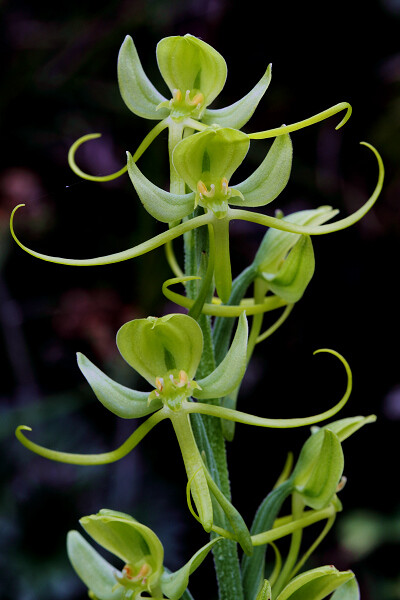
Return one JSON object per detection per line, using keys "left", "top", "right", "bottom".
{"left": 11, "top": 33, "right": 384, "bottom": 600}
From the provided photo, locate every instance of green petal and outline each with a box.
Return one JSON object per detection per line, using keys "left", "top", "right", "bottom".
{"left": 232, "top": 134, "right": 292, "bottom": 207}
{"left": 202, "top": 65, "right": 272, "bottom": 129}
{"left": 275, "top": 566, "right": 354, "bottom": 600}
{"left": 67, "top": 530, "right": 125, "bottom": 600}
{"left": 160, "top": 538, "right": 222, "bottom": 600}
{"left": 292, "top": 429, "right": 344, "bottom": 510}
{"left": 118, "top": 35, "right": 169, "bottom": 120}
{"left": 253, "top": 207, "right": 338, "bottom": 273}
{"left": 194, "top": 312, "right": 248, "bottom": 399}
{"left": 263, "top": 235, "right": 315, "bottom": 303}
{"left": 127, "top": 151, "right": 195, "bottom": 222}
{"left": 156, "top": 35, "right": 227, "bottom": 106}
{"left": 316, "top": 414, "right": 377, "bottom": 442}
{"left": 77, "top": 353, "right": 162, "bottom": 418}
{"left": 80, "top": 510, "right": 164, "bottom": 577}
{"left": 116, "top": 314, "right": 203, "bottom": 385}
{"left": 173, "top": 128, "right": 250, "bottom": 191}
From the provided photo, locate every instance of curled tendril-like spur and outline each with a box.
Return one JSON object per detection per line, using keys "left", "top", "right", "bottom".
{"left": 16, "top": 349, "right": 352, "bottom": 467}
{"left": 68, "top": 119, "right": 169, "bottom": 182}
{"left": 185, "top": 348, "right": 353, "bottom": 428}
{"left": 249, "top": 101, "right": 352, "bottom": 139}
{"left": 15, "top": 410, "right": 167, "bottom": 465}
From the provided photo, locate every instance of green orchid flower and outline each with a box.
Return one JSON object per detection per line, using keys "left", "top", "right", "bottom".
{"left": 10, "top": 134, "right": 383, "bottom": 303}
{"left": 67, "top": 508, "right": 221, "bottom": 600}
{"left": 16, "top": 313, "right": 354, "bottom": 536}
{"left": 66, "top": 33, "right": 352, "bottom": 186}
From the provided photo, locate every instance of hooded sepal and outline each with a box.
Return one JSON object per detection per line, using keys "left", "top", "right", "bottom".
{"left": 77, "top": 352, "right": 162, "bottom": 418}
{"left": 160, "top": 538, "right": 222, "bottom": 600}
{"left": 118, "top": 35, "right": 169, "bottom": 120}
{"left": 126, "top": 151, "right": 195, "bottom": 223}
{"left": 117, "top": 314, "right": 203, "bottom": 387}
{"left": 202, "top": 64, "right": 272, "bottom": 129}
{"left": 194, "top": 312, "right": 248, "bottom": 399}
{"left": 79, "top": 509, "right": 164, "bottom": 597}
{"left": 232, "top": 134, "right": 292, "bottom": 207}
{"left": 275, "top": 566, "right": 355, "bottom": 600}
{"left": 156, "top": 35, "right": 227, "bottom": 119}
{"left": 172, "top": 128, "right": 249, "bottom": 216}
{"left": 67, "top": 530, "right": 125, "bottom": 600}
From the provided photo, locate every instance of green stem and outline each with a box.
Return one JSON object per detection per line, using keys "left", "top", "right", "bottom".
{"left": 170, "top": 410, "right": 213, "bottom": 532}
{"left": 247, "top": 277, "right": 269, "bottom": 361}
{"left": 167, "top": 119, "right": 244, "bottom": 600}
{"left": 211, "top": 218, "right": 232, "bottom": 304}
{"left": 250, "top": 503, "right": 337, "bottom": 546}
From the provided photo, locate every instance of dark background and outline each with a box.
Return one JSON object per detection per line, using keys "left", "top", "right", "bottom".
{"left": 1, "top": 0, "right": 400, "bottom": 598}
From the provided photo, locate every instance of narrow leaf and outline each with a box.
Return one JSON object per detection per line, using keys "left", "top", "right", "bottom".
{"left": 242, "top": 480, "right": 294, "bottom": 600}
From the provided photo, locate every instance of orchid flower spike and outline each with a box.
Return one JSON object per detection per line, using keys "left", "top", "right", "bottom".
{"left": 67, "top": 33, "right": 350, "bottom": 184}
{"left": 67, "top": 509, "right": 221, "bottom": 600}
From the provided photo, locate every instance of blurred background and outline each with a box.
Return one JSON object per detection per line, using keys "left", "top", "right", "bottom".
{"left": 1, "top": 0, "right": 400, "bottom": 598}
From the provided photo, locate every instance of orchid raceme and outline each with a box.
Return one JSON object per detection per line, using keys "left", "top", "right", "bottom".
{"left": 13, "top": 28, "right": 383, "bottom": 600}
{"left": 67, "top": 509, "right": 222, "bottom": 600}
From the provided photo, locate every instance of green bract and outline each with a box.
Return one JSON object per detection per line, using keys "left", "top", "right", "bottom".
{"left": 67, "top": 509, "right": 220, "bottom": 600}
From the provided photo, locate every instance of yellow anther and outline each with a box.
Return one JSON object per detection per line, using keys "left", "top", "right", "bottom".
{"left": 196, "top": 180, "right": 215, "bottom": 198}
{"left": 155, "top": 377, "right": 164, "bottom": 391}
{"left": 179, "top": 370, "right": 189, "bottom": 386}
{"left": 172, "top": 89, "right": 182, "bottom": 102}
{"left": 192, "top": 92, "right": 204, "bottom": 107}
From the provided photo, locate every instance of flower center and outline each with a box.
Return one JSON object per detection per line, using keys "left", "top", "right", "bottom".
{"left": 148, "top": 369, "right": 201, "bottom": 410}
{"left": 115, "top": 561, "right": 154, "bottom": 597}
{"left": 167, "top": 88, "right": 206, "bottom": 119}
{"left": 196, "top": 177, "right": 233, "bottom": 218}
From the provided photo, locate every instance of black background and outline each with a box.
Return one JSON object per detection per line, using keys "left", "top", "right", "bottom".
{"left": 1, "top": 1, "right": 400, "bottom": 598}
